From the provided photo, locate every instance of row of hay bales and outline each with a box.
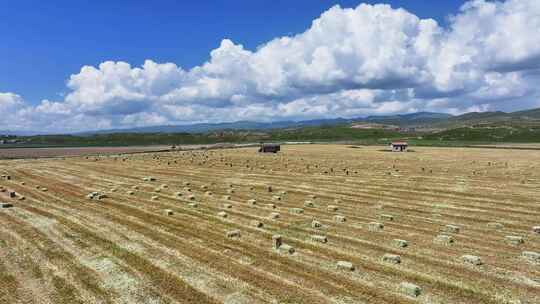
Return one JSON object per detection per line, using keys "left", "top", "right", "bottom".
{"left": 102, "top": 175, "right": 540, "bottom": 300}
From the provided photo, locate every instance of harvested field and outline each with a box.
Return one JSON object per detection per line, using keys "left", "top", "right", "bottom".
{"left": 0, "top": 144, "right": 539, "bottom": 303}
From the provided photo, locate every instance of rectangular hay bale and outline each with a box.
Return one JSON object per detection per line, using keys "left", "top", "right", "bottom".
{"left": 444, "top": 224, "right": 461, "bottom": 233}
{"left": 434, "top": 234, "right": 454, "bottom": 245}
{"left": 382, "top": 254, "right": 401, "bottom": 264}
{"left": 336, "top": 261, "right": 354, "bottom": 271}
{"left": 521, "top": 251, "right": 540, "bottom": 263}
{"left": 368, "top": 222, "right": 384, "bottom": 232}
{"left": 462, "top": 254, "right": 483, "bottom": 266}
{"left": 505, "top": 236, "right": 524, "bottom": 245}
{"left": 311, "top": 235, "right": 328, "bottom": 243}
{"left": 226, "top": 230, "right": 241, "bottom": 238}
{"left": 392, "top": 239, "right": 408, "bottom": 248}
{"left": 289, "top": 208, "right": 304, "bottom": 214}
{"left": 399, "top": 282, "right": 421, "bottom": 297}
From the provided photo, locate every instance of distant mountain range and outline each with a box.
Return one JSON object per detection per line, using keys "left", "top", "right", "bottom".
{"left": 71, "top": 112, "right": 455, "bottom": 135}
{"left": 2, "top": 107, "right": 539, "bottom": 136}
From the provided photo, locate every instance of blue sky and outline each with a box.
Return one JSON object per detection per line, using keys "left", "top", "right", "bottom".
{"left": 1, "top": 0, "right": 464, "bottom": 105}
{"left": 1, "top": 0, "right": 539, "bottom": 132}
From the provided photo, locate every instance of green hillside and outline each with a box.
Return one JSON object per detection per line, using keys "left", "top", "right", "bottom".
{"left": 423, "top": 126, "right": 540, "bottom": 142}
{"left": 2, "top": 107, "right": 540, "bottom": 148}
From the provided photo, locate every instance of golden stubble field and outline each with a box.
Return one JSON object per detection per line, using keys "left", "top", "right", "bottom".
{"left": 0, "top": 144, "right": 539, "bottom": 304}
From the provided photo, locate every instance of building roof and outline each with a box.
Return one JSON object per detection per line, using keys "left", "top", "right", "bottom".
{"left": 391, "top": 141, "right": 408, "bottom": 146}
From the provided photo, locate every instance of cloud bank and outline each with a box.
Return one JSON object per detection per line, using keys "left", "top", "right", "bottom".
{"left": 2, "top": 0, "right": 540, "bottom": 132}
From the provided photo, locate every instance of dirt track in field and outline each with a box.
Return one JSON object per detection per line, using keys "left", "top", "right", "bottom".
{"left": 0, "top": 146, "right": 171, "bottom": 159}
{"left": 0, "top": 144, "right": 539, "bottom": 303}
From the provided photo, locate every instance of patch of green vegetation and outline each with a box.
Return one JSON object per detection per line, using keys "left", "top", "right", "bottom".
{"left": 268, "top": 125, "right": 402, "bottom": 142}
{"left": 423, "top": 126, "right": 540, "bottom": 142}
{"left": 2, "top": 122, "right": 539, "bottom": 149}
{"left": 0, "top": 125, "right": 405, "bottom": 148}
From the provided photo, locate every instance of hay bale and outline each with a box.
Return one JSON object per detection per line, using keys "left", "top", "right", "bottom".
{"left": 187, "top": 194, "right": 196, "bottom": 200}
{"left": 151, "top": 196, "right": 159, "bottom": 201}
{"left": 127, "top": 191, "right": 135, "bottom": 195}
{"left": 205, "top": 191, "right": 213, "bottom": 196}
{"left": 269, "top": 212, "right": 280, "bottom": 219}
{"left": 304, "top": 200, "right": 315, "bottom": 208}
{"left": 289, "top": 208, "right": 304, "bottom": 214}
{"left": 0, "top": 203, "right": 13, "bottom": 208}
{"left": 222, "top": 195, "right": 231, "bottom": 200}
{"left": 336, "top": 261, "right": 355, "bottom": 271}
{"left": 251, "top": 220, "right": 264, "bottom": 228}
{"left": 272, "top": 195, "right": 282, "bottom": 201}
{"left": 164, "top": 209, "right": 174, "bottom": 216}
{"left": 227, "top": 189, "right": 235, "bottom": 194}
{"left": 266, "top": 203, "right": 276, "bottom": 209}
{"left": 311, "top": 220, "right": 322, "bottom": 228}
{"left": 532, "top": 226, "right": 540, "bottom": 234}
{"left": 327, "top": 205, "right": 339, "bottom": 212}
{"left": 399, "top": 282, "right": 421, "bottom": 297}
{"left": 154, "top": 188, "right": 161, "bottom": 193}
{"left": 392, "top": 239, "right": 408, "bottom": 248}
{"left": 368, "top": 222, "right": 384, "bottom": 232}
{"left": 334, "top": 215, "right": 346, "bottom": 223}
{"left": 521, "top": 251, "right": 540, "bottom": 263}
{"left": 311, "top": 235, "right": 328, "bottom": 243}
{"left": 132, "top": 185, "right": 139, "bottom": 190}
{"left": 444, "top": 224, "right": 461, "bottom": 234}
{"left": 272, "top": 235, "right": 282, "bottom": 249}
{"left": 462, "top": 255, "right": 483, "bottom": 266}
{"left": 505, "top": 236, "right": 524, "bottom": 245}
{"left": 142, "top": 176, "right": 156, "bottom": 182}
{"left": 18, "top": 196, "right": 25, "bottom": 201}
{"left": 487, "top": 222, "right": 504, "bottom": 229}
{"left": 175, "top": 192, "right": 183, "bottom": 197}
{"left": 247, "top": 199, "right": 257, "bottom": 205}
{"left": 188, "top": 202, "right": 198, "bottom": 208}
{"left": 226, "top": 230, "right": 241, "bottom": 238}
{"left": 382, "top": 254, "right": 401, "bottom": 264}
{"left": 86, "top": 192, "right": 99, "bottom": 200}
{"left": 378, "top": 214, "right": 394, "bottom": 221}
{"left": 223, "top": 203, "right": 232, "bottom": 209}
{"left": 279, "top": 244, "right": 295, "bottom": 254}
{"left": 217, "top": 211, "right": 228, "bottom": 218}
{"left": 434, "top": 234, "right": 455, "bottom": 245}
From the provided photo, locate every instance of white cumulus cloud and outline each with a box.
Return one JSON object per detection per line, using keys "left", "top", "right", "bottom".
{"left": 2, "top": 0, "right": 540, "bottom": 133}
